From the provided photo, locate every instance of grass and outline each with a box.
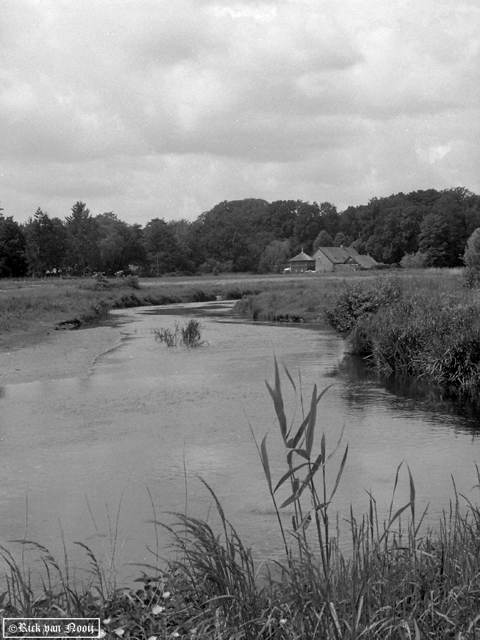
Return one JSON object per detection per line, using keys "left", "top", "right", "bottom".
{"left": 2, "top": 359, "right": 480, "bottom": 638}
{"left": 153, "top": 320, "right": 204, "bottom": 348}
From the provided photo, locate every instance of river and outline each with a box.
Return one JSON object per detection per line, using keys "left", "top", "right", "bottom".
{"left": 1, "top": 301, "right": 479, "bottom": 586}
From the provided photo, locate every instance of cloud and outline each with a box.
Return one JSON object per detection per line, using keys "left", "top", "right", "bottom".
{"left": 0, "top": 0, "right": 479, "bottom": 223}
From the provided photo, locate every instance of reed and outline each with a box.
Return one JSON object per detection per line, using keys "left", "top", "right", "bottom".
{"left": 153, "top": 319, "right": 204, "bottom": 348}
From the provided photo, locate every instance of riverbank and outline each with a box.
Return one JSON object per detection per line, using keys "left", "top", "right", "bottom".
{"left": 0, "top": 323, "right": 123, "bottom": 386}
{"left": 234, "top": 268, "right": 480, "bottom": 403}
{"left": 0, "top": 274, "right": 284, "bottom": 352}
{"left": 0, "top": 272, "right": 341, "bottom": 382}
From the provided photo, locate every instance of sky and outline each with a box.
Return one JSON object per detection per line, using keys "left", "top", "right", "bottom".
{"left": 1, "top": 0, "right": 479, "bottom": 226}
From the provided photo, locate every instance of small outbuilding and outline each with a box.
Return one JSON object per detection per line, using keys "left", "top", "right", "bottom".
{"left": 288, "top": 250, "right": 316, "bottom": 273}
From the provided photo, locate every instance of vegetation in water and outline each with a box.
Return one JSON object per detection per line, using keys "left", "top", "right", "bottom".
{"left": 2, "top": 360, "right": 480, "bottom": 638}
{"left": 153, "top": 319, "right": 204, "bottom": 348}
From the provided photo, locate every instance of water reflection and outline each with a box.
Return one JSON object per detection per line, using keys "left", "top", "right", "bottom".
{"left": 334, "top": 354, "right": 480, "bottom": 434}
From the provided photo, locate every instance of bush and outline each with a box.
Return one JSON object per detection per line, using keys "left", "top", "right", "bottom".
{"left": 400, "top": 251, "right": 427, "bottom": 269}
{"left": 125, "top": 275, "right": 140, "bottom": 289}
{"left": 347, "top": 294, "right": 480, "bottom": 399}
{"left": 463, "top": 228, "right": 480, "bottom": 288}
{"left": 324, "top": 277, "right": 403, "bottom": 335}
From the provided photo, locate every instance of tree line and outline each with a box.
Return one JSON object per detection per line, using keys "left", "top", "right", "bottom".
{"left": 1, "top": 187, "right": 479, "bottom": 278}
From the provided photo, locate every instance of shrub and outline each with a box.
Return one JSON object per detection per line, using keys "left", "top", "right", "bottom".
{"left": 400, "top": 251, "right": 427, "bottom": 269}
{"left": 347, "top": 293, "right": 480, "bottom": 399}
{"left": 463, "top": 228, "right": 480, "bottom": 288}
{"left": 125, "top": 275, "right": 140, "bottom": 289}
{"left": 324, "top": 277, "right": 403, "bottom": 335}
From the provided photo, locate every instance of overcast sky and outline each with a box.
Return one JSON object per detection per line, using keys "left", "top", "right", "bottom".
{"left": 1, "top": 0, "right": 479, "bottom": 225}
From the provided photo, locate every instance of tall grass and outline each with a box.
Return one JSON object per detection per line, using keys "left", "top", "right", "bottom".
{"left": 153, "top": 319, "right": 204, "bottom": 348}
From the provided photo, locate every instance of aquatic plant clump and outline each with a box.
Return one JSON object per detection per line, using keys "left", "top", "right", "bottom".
{"left": 153, "top": 319, "right": 204, "bottom": 348}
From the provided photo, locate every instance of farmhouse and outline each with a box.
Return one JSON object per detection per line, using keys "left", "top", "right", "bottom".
{"left": 288, "top": 250, "right": 316, "bottom": 273}
{"left": 313, "top": 247, "right": 378, "bottom": 272}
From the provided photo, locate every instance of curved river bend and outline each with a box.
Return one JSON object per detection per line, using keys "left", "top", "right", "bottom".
{"left": 1, "top": 301, "right": 479, "bottom": 584}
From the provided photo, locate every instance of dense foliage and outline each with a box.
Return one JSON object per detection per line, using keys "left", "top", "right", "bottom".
{"left": 1, "top": 187, "right": 480, "bottom": 277}
{"left": 324, "top": 274, "right": 480, "bottom": 401}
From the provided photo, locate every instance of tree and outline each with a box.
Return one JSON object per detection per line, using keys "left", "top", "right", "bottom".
{"left": 95, "top": 212, "right": 147, "bottom": 274}
{"left": 463, "top": 227, "right": 480, "bottom": 286}
{"left": 418, "top": 199, "right": 466, "bottom": 267}
{"left": 143, "top": 218, "right": 187, "bottom": 275}
{"left": 312, "top": 230, "right": 333, "bottom": 253}
{"left": 293, "top": 202, "right": 322, "bottom": 254}
{"left": 65, "top": 202, "right": 100, "bottom": 275}
{"left": 191, "top": 199, "right": 269, "bottom": 272}
{"left": 333, "top": 232, "right": 350, "bottom": 247}
{"left": 339, "top": 206, "right": 360, "bottom": 240}
{"left": 0, "top": 216, "right": 27, "bottom": 277}
{"left": 264, "top": 200, "right": 299, "bottom": 240}
{"left": 24, "top": 209, "right": 68, "bottom": 275}
{"left": 257, "top": 239, "right": 290, "bottom": 273}
{"left": 166, "top": 219, "right": 196, "bottom": 273}
{"left": 319, "top": 202, "right": 340, "bottom": 237}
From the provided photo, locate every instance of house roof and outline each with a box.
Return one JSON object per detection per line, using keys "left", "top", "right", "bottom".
{"left": 353, "top": 254, "right": 378, "bottom": 268}
{"left": 313, "top": 246, "right": 378, "bottom": 268}
{"left": 313, "top": 247, "right": 350, "bottom": 264}
{"left": 344, "top": 247, "right": 360, "bottom": 258}
{"left": 289, "top": 251, "right": 315, "bottom": 262}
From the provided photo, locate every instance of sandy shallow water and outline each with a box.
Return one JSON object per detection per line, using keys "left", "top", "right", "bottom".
{"left": 0, "top": 324, "right": 124, "bottom": 386}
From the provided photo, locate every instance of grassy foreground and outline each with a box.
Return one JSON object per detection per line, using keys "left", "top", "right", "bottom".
{"left": 2, "top": 360, "right": 480, "bottom": 639}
